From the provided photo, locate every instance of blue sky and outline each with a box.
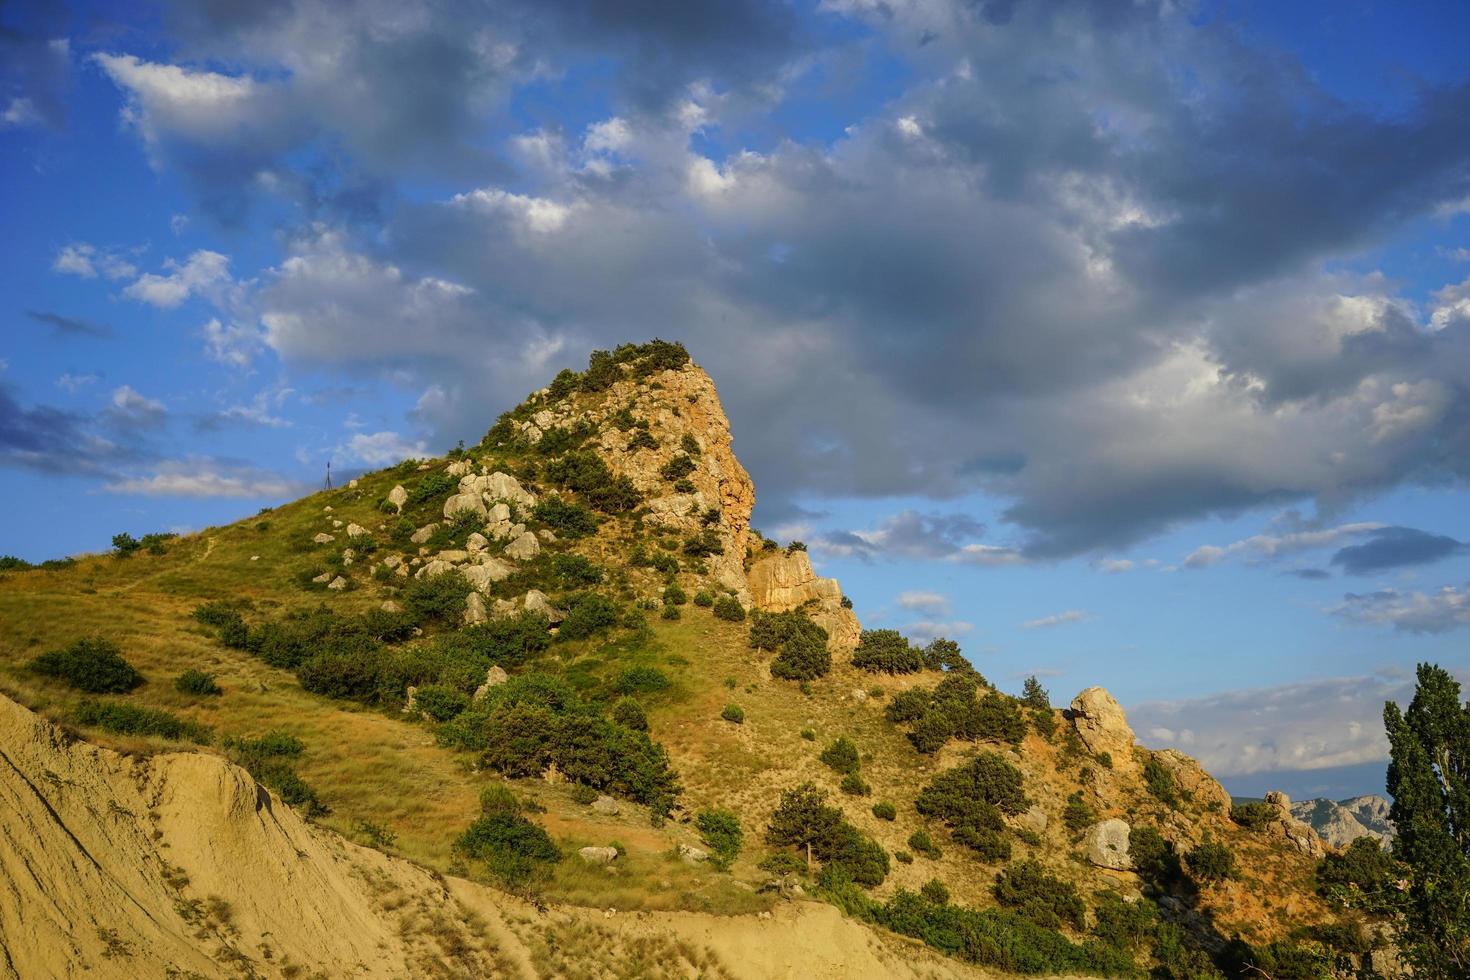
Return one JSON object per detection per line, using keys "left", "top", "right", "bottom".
{"left": 4, "top": 0, "right": 1470, "bottom": 799}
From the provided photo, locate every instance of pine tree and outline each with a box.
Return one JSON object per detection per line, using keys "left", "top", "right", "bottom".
{"left": 1383, "top": 663, "right": 1470, "bottom": 977}
{"left": 1021, "top": 675, "right": 1050, "bottom": 711}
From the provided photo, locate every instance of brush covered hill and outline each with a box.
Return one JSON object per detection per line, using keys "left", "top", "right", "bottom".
{"left": 0, "top": 341, "right": 1397, "bottom": 978}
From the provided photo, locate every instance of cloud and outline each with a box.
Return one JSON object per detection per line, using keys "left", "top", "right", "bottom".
{"left": 1329, "top": 526, "right": 1468, "bottom": 575}
{"left": 903, "top": 620, "right": 974, "bottom": 643}
{"left": 1184, "top": 522, "right": 1385, "bottom": 569}
{"left": 897, "top": 590, "right": 950, "bottom": 613}
{"left": 104, "top": 386, "right": 167, "bottom": 430}
{"left": 56, "top": 373, "right": 100, "bottom": 393}
{"left": 0, "top": 385, "right": 130, "bottom": 476}
{"left": 1130, "top": 671, "right": 1426, "bottom": 776}
{"left": 1286, "top": 568, "right": 1331, "bottom": 581}
{"left": 1332, "top": 586, "right": 1470, "bottom": 634}
{"left": 124, "top": 250, "right": 233, "bottom": 308}
{"left": 0, "top": 23, "right": 69, "bottom": 130}
{"left": 103, "top": 459, "right": 298, "bottom": 498}
{"left": 26, "top": 310, "right": 112, "bottom": 338}
{"left": 1095, "top": 558, "right": 1134, "bottom": 574}
{"left": 811, "top": 510, "right": 1013, "bottom": 564}
{"left": 51, "top": 243, "right": 137, "bottom": 281}
{"left": 342, "top": 430, "right": 429, "bottom": 466}
{"left": 1021, "top": 609, "right": 1091, "bottom": 631}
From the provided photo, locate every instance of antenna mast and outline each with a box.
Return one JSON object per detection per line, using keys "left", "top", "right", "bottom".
{"left": 324, "top": 459, "right": 333, "bottom": 491}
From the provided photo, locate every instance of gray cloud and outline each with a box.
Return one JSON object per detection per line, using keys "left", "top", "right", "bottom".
{"left": 1332, "top": 585, "right": 1470, "bottom": 634}
{"left": 26, "top": 309, "right": 112, "bottom": 338}
{"left": 0, "top": 385, "right": 129, "bottom": 476}
{"left": 1330, "top": 526, "right": 1469, "bottom": 575}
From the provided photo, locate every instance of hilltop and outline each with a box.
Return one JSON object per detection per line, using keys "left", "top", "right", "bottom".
{"left": 0, "top": 341, "right": 1397, "bottom": 978}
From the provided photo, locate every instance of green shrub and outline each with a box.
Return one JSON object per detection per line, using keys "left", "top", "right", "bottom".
{"left": 1091, "top": 890, "right": 1156, "bottom": 950}
{"left": 993, "top": 859, "right": 1086, "bottom": 929}
{"left": 872, "top": 801, "right": 896, "bottom": 821}
{"left": 916, "top": 754, "right": 1025, "bottom": 860}
{"left": 402, "top": 570, "right": 474, "bottom": 625}
{"left": 1031, "top": 707, "right": 1057, "bottom": 739}
{"left": 570, "top": 783, "right": 599, "bottom": 804}
{"left": 111, "top": 532, "right": 140, "bottom": 555}
{"left": 800, "top": 727, "right": 816, "bottom": 741}
{"left": 894, "top": 850, "right": 913, "bottom": 864}
{"left": 721, "top": 703, "right": 745, "bottom": 724}
{"left": 1229, "top": 801, "right": 1276, "bottom": 830}
{"left": 919, "top": 879, "right": 950, "bottom": 905}
{"left": 74, "top": 700, "right": 211, "bottom": 743}
{"left": 612, "top": 665, "right": 670, "bottom": 695}
{"left": 841, "top": 773, "right": 870, "bottom": 796}
{"left": 660, "top": 603, "right": 680, "bottom": 620}
{"left": 626, "top": 429, "right": 658, "bottom": 451}
{"left": 696, "top": 808, "right": 743, "bottom": 871}
{"left": 533, "top": 496, "right": 600, "bottom": 537}
{"left": 712, "top": 595, "right": 746, "bottom": 622}
{"left": 907, "top": 830, "right": 942, "bottom": 860}
{"left": 1129, "top": 826, "right": 1185, "bottom": 889}
{"left": 1096, "top": 750, "right": 1113, "bottom": 769}
{"left": 758, "top": 851, "right": 809, "bottom": 876}
{"left": 610, "top": 697, "right": 648, "bottom": 732}
{"left": 455, "top": 808, "right": 560, "bottom": 887}
{"left": 556, "top": 592, "right": 619, "bottom": 640}
{"left": 580, "top": 349, "right": 623, "bottom": 392}
{"left": 1186, "top": 837, "right": 1235, "bottom": 882}
{"left": 819, "top": 736, "right": 860, "bottom": 775}
{"left": 920, "top": 637, "right": 971, "bottom": 672}
{"left": 851, "top": 629, "right": 923, "bottom": 674}
{"left": 692, "top": 590, "right": 714, "bottom": 607}
{"left": 659, "top": 454, "right": 697, "bottom": 481}
{"left": 413, "top": 684, "right": 470, "bottom": 721}
{"left": 30, "top": 638, "right": 144, "bottom": 693}
{"left": 409, "top": 471, "right": 454, "bottom": 505}
{"left": 663, "top": 584, "right": 688, "bottom": 605}
{"left": 174, "top": 669, "right": 222, "bottom": 696}
{"left": 193, "top": 599, "right": 249, "bottom": 628}
{"left": 682, "top": 530, "right": 723, "bottom": 557}
{"left": 1143, "top": 756, "right": 1179, "bottom": 807}
{"left": 297, "top": 643, "right": 390, "bottom": 702}
{"left": 1062, "top": 791, "right": 1096, "bottom": 837}
{"left": 1316, "top": 837, "right": 1400, "bottom": 911}
{"left": 766, "top": 783, "right": 888, "bottom": 887}
{"left": 752, "top": 611, "right": 832, "bottom": 681}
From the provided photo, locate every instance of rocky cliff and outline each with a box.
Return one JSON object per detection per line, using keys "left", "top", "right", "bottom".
{"left": 1291, "top": 795, "right": 1394, "bottom": 849}
{"left": 747, "top": 549, "right": 862, "bottom": 649}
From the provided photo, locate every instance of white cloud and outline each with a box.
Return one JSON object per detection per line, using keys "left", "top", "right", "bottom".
{"left": 93, "top": 53, "right": 262, "bottom": 149}
{"left": 1331, "top": 585, "right": 1470, "bottom": 634}
{"left": 56, "top": 373, "right": 99, "bottom": 393}
{"left": 1183, "top": 522, "right": 1384, "bottom": 569}
{"left": 52, "top": 242, "right": 137, "bottom": 280}
{"left": 1095, "top": 558, "right": 1134, "bottom": 573}
{"left": 124, "top": 250, "right": 232, "bottom": 308}
{"left": 201, "top": 318, "right": 264, "bottom": 367}
{"left": 343, "top": 431, "right": 428, "bottom": 466}
{"left": 1020, "top": 609, "right": 1091, "bottom": 630}
{"left": 897, "top": 590, "right": 949, "bottom": 613}
{"left": 2, "top": 97, "right": 40, "bottom": 127}
{"left": 904, "top": 620, "right": 974, "bottom": 643}
{"left": 106, "top": 385, "right": 166, "bottom": 427}
{"left": 104, "top": 460, "right": 295, "bottom": 498}
{"left": 450, "top": 187, "right": 572, "bottom": 234}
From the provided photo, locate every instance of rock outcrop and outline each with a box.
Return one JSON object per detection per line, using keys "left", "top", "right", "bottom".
{"left": 1068, "top": 687, "right": 1137, "bottom": 772}
{"left": 1084, "top": 819, "right": 1134, "bottom": 870}
{"left": 1265, "top": 791, "right": 1327, "bottom": 858}
{"left": 747, "top": 550, "right": 861, "bottom": 649}
{"left": 1290, "top": 795, "right": 1394, "bottom": 849}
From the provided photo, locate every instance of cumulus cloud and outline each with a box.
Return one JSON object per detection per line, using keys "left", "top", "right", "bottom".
{"left": 1130, "top": 671, "right": 1429, "bottom": 776}
{"left": 124, "top": 250, "right": 233, "bottom": 308}
{"left": 104, "top": 385, "right": 167, "bottom": 430}
{"left": 1331, "top": 586, "right": 1470, "bottom": 634}
{"left": 0, "top": 386, "right": 133, "bottom": 476}
{"left": 812, "top": 510, "right": 1019, "bottom": 564}
{"left": 56, "top": 373, "right": 99, "bottom": 393}
{"left": 904, "top": 620, "right": 974, "bottom": 643}
{"left": 1329, "top": 526, "right": 1468, "bottom": 575}
{"left": 342, "top": 430, "right": 429, "bottom": 466}
{"left": 51, "top": 243, "right": 137, "bottom": 281}
{"left": 1, "top": 21, "right": 69, "bottom": 130}
{"left": 1020, "top": 609, "right": 1091, "bottom": 631}
{"left": 104, "top": 459, "right": 297, "bottom": 498}
{"left": 897, "top": 590, "right": 950, "bottom": 613}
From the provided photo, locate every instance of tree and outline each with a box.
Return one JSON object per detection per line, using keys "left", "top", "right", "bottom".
{"left": 1383, "top": 663, "right": 1470, "bottom": 977}
{"left": 1021, "top": 675, "right": 1050, "bottom": 710}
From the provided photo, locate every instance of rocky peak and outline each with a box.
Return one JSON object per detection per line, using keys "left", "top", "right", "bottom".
{"left": 1068, "top": 687, "right": 1137, "bottom": 770}
{"left": 747, "top": 549, "right": 862, "bottom": 649}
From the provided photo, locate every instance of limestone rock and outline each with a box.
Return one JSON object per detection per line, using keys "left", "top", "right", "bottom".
{"left": 678, "top": 843, "right": 709, "bottom": 864}
{"left": 473, "top": 666, "right": 509, "bottom": 700}
{"left": 446, "top": 459, "right": 473, "bottom": 477}
{"left": 402, "top": 686, "right": 418, "bottom": 713}
{"left": 332, "top": 520, "right": 342, "bottom": 528}
{"left": 590, "top": 795, "right": 621, "bottom": 815}
{"left": 382, "top": 555, "right": 402, "bottom": 569}
{"left": 1084, "top": 819, "right": 1133, "bottom": 870}
{"left": 312, "top": 571, "right": 332, "bottom": 584}
{"left": 443, "top": 492, "right": 487, "bottom": 521}
{"left": 462, "top": 560, "right": 514, "bottom": 594}
{"left": 1266, "top": 791, "right": 1326, "bottom": 858}
{"left": 578, "top": 846, "right": 618, "bottom": 865}
{"left": 410, "top": 524, "right": 438, "bottom": 544}
{"left": 747, "top": 550, "right": 861, "bottom": 649}
{"left": 326, "top": 576, "right": 347, "bottom": 591}
{"left": 537, "top": 529, "right": 556, "bottom": 542}
{"left": 415, "top": 560, "right": 452, "bottom": 579}
{"left": 459, "top": 471, "right": 535, "bottom": 509}
{"left": 435, "top": 550, "right": 469, "bottom": 564}
{"left": 522, "top": 589, "right": 565, "bottom": 624}
{"left": 504, "top": 531, "right": 540, "bottom": 561}
{"left": 1069, "top": 688, "right": 1136, "bottom": 768}
{"left": 380, "top": 600, "right": 402, "bottom": 613}
{"left": 312, "top": 532, "right": 335, "bottom": 544}
{"left": 387, "top": 485, "right": 408, "bottom": 512}
{"left": 1019, "top": 805, "right": 1048, "bottom": 835}
{"left": 1291, "top": 795, "right": 1394, "bottom": 849}
{"left": 464, "top": 592, "right": 487, "bottom": 626}
{"left": 465, "top": 532, "right": 488, "bottom": 554}
{"left": 488, "top": 502, "right": 512, "bottom": 524}
{"left": 346, "top": 523, "right": 368, "bottom": 538}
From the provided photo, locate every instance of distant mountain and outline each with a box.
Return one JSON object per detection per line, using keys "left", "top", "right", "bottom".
{"left": 1291, "top": 795, "right": 1394, "bottom": 848}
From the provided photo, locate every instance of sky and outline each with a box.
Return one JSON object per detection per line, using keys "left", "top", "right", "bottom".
{"left": 3, "top": 0, "right": 1470, "bottom": 801}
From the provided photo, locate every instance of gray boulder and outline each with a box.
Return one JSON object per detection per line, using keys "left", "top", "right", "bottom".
{"left": 579, "top": 846, "right": 618, "bottom": 865}
{"left": 1084, "top": 818, "right": 1133, "bottom": 870}
{"left": 387, "top": 485, "right": 408, "bottom": 512}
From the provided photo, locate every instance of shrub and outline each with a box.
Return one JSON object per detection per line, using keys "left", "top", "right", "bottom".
{"left": 819, "top": 736, "right": 860, "bottom": 775}
{"left": 455, "top": 809, "right": 560, "bottom": 887}
{"left": 693, "top": 590, "right": 714, "bottom": 607}
{"left": 1091, "top": 890, "right": 1157, "bottom": 950}
{"left": 885, "top": 688, "right": 931, "bottom": 724}
{"left": 993, "top": 860, "right": 1086, "bottom": 929}
{"left": 1062, "top": 791, "right": 1096, "bottom": 838}
{"left": 752, "top": 611, "right": 832, "bottom": 681}
{"left": 766, "top": 783, "right": 888, "bottom": 887}
{"left": 610, "top": 697, "right": 648, "bottom": 732}
{"left": 907, "top": 830, "right": 942, "bottom": 860}
{"left": 680, "top": 433, "right": 701, "bottom": 455}
{"left": 612, "top": 665, "right": 670, "bottom": 695}
{"left": 1316, "top": 837, "right": 1400, "bottom": 911}
{"left": 921, "top": 637, "right": 971, "bottom": 672}
{"left": 1143, "top": 756, "right": 1179, "bottom": 807}
{"left": 402, "top": 570, "right": 474, "bottom": 625}
{"left": 721, "top": 703, "right": 745, "bottom": 724}
{"left": 663, "top": 584, "right": 687, "bottom": 605}
{"left": 696, "top": 808, "right": 743, "bottom": 871}
{"left": 1020, "top": 675, "right": 1050, "bottom": 710}
{"left": 1096, "top": 750, "right": 1113, "bottom": 769}
{"left": 872, "top": 801, "right": 896, "bottom": 821}
{"left": 916, "top": 753, "right": 1028, "bottom": 818}
{"left": 851, "top": 629, "right": 923, "bottom": 674}
{"left": 920, "top": 878, "right": 951, "bottom": 905}
{"left": 111, "top": 532, "right": 140, "bottom": 555}
{"left": 1229, "top": 801, "right": 1276, "bottom": 830}
{"left": 659, "top": 454, "right": 697, "bottom": 481}
{"left": 74, "top": 701, "right": 211, "bottom": 743}
{"left": 558, "top": 592, "right": 621, "bottom": 640}
{"left": 711, "top": 595, "right": 745, "bottom": 622}
{"left": 174, "top": 669, "right": 222, "bottom": 696}
{"left": 414, "top": 684, "right": 470, "bottom": 721}
{"left": 1129, "top": 826, "right": 1185, "bottom": 889}
{"left": 965, "top": 692, "right": 1027, "bottom": 745}
{"left": 193, "top": 599, "right": 248, "bottom": 628}
{"left": 533, "top": 496, "right": 600, "bottom": 537}
{"left": 800, "top": 728, "right": 816, "bottom": 741}
{"left": 580, "top": 349, "right": 622, "bottom": 392}
{"left": 895, "top": 850, "right": 913, "bottom": 864}
{"left": 570, "top": 783, "right": 599, "bottom": 804}
{"left": 296, "top": 642, "right": 390, "bottom": 702}
{"left": 660, "top": 603, "right": 680, "bottom": 620}
{"left": 683, "top": 530, "right": 723, "bottom": 556}
{"left": 1186, "top": 837, "right": 1235, "bottom": 882}
{"left": 409, "top": 471, "right": 454, "bottom": 505}
{"left": 841, "top": 773, "right": 871, "bottom": 796}
{"left": 30, "top": 638, "right": 144, "bottom": 693}
{"left": 626, "top": 429, "right": 658, "bottom": 451}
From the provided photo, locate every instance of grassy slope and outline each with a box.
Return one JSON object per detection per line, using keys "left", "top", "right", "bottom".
{"left": 0, "top": 446, "right": 1335, "bottom": 958}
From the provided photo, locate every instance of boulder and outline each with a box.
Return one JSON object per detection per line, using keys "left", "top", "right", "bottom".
{"left": 327, "top": 576, "right": 348, "bottom": 591}
{"left": 464, "top": 592, "right": 487, "bottom": 626}
{"left": 746, "top": 550, "right": 860, "bottom": 649}
{"left": 522, "top": 589, "right": 565, "bottom": 624}
{"left": 1069, "top": 688, "right": 1136, "bottom": 767}
{"left": 678, "top": 844, "right": 709, "bottom": 864}
{"left": 1152, "top": 749, "right": 1231, "bottom": 813}
{"left": 504, "top": 531, "right": 540, "bottom": 561}
{"left": 1019, "top": 805, "right": 1048, "bottom": 835}
{"left": 443, "top": 492, "right": 487, "bottom": 521}
{"left": 1084, "top": 819, "right": 1133, "bottom": 870}
{"left": 590, "top": 795, "right": 621, "bottom": 815}
{"left": 462, "top": 560, "right": 514, "bottom": 593}
{"left": 332, "top": 520, "right": 343, "bottom": 528}
{"left": 434, "top": 550, "right": 469, "bottom": 564}
{"left": 488, "top": 502, "right": 512, "bottom": 524}
{"left": 402, "top": 686, "right": 418, "bottom": 713}
{"left": 473, "top": 666, "right": 510, "bottom": 700}
{"left": 1266, "top": 791, "right": 1326, "bottom": 858}
{"left": 387, "top": 485, "right": 408, "bottom": 512}
{"left": 537, "top": 529, "right": 557, "bottom": 543}
{"left": 446, "top": 459, "right": 473, "bottom": 477}
{"left": 380, "top": 600, "right": 402, "bottom": 613}
{"left": 382, "top": 555, "right": 402, "bottom": 569}
{"left": 312, "top": 532, "right": 335, "bottom": 544}
{"left": 346, "top": 523, "right": 368, "bottom": 538}
{"left": 578, "top": 846, "right": 618, "bottom": 865}
{"left": 312, "top": 571, "right": 333, "bottom": 584}
{"left": 465, "top": 532, "right": 488, "bottom": 554}
{"left": 414, "top": 560, "right": 453, "bottom": 579}
{"left": 409, "top": 524, "right": 438, "bottom": 544}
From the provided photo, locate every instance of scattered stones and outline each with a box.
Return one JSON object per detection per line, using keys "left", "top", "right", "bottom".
{"left": 312, "top": 532, "right": 335, "bottom": 544}
{"left": 462, "top": 560, "right": 514, "bottom": 593}
{"left": 327, "top": 576, "right": 348, "bottom": 591}
{"left": 850, "top": 689, "right": 868, "bottom": 703}
{"left": 409, "top": 524, "right": 438, "bottom": 544}
{"left": 590, "top": 795, "right": 621, "bottom": 815}
{"left": 578, "top": 846, "right": 619, "bottom": 865}
{"left": 346, "top": 523, "right": 368, "bottom": 538}
{"left": 323, "top": 506, "right": 333, "bottom": 513}
{"left": 332, "top": 520, "right": 342, "bottom": 528}
{"left": 522, "top": 589, "right": 566, "bottom": 623}
{"left": 1084, "top": 818, "right": 1133, "bottom": 870}
{"left": 387, "top": 485, "right": 408, "bottom": 512}
{"left": 415, "top": 560, "right": 453, "bottom": 579}
{"left": 446, "top": 459, "right": 473, "bottom": 477}
{"left": 504, "top": 531, "right": 540, "bottom": 561}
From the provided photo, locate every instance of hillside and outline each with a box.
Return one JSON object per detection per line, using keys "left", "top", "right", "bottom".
{"left": 0, "top": 341, "right": 1395, "bottom": 978}
{"left": 1291, "top": 797, "right": 1394, "bottom": 850}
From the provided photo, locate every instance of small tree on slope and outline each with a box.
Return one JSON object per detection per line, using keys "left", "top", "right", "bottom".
{"left": 1384, "top": 663, "right": 1470, "bottom": 978}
